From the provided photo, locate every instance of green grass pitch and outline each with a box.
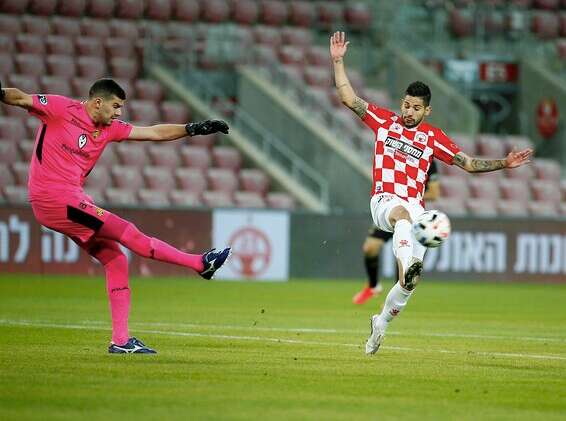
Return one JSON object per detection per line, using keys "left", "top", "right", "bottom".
{"left": 1, "top": 274, "right": 565, "bottom": 420}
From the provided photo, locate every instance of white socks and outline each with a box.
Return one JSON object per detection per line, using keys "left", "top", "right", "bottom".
{"left": 376, "top": 282, "right": 412, "bottom": 330}
{"left": 392, "top": 219, "right": 413, "bottom": 276}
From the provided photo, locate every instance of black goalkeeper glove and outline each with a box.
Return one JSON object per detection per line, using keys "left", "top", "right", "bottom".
{"left": 185, "top": 120, "right": 229, "bottom": 136}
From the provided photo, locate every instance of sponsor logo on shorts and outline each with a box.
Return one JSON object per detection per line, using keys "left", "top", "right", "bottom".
{"left": 38, "top": 95, "right": 48, "bottom": 105}
{"left": 385, "top": 136, "right": 424, "bottom": 160}
{"left": 96, "top": 207, "right": 104, "bottom": 217}
{"left": 78, "top": 134, "right": 87, "bottom": 149}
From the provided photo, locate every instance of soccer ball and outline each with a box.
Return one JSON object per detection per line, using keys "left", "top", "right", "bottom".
{"left": 412, "top": 210, "right": 451, "bottom": 248}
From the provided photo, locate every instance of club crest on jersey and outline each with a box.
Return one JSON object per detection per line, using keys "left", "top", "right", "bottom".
{"left": 38, "top": 95, "right": 48, "bottom": 105}
{"left": 415, "top": 132, "right": 428, "bottom": 144}
{"left": 92, "top": 130, "right": 100, "bottom": 139}
{"left": 78, "top": 134, "right": 87, "bottom": 149}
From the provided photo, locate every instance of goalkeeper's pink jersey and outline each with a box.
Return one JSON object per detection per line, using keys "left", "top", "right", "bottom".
{"left": 27, "top": 94, "right": 132, "bottom": 201}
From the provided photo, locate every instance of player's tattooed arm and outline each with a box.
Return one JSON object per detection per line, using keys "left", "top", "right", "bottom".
{"left": 351, "top": 96, "right": 368, "bottom": 119}
{"left": 453, "top": 150, "right": 532, "bottom": 173}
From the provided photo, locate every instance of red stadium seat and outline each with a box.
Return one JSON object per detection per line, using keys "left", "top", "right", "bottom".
{"left": 83, "top": 166, "right": 112, "bottom": 190}
{"left": 3, "top": 103, "right": 29, "bottom": 121}
{"left": 528, "top": 201, "right": 558, "bottom": 217}
{"left": 0, "top": 0, "right": 29, "bottom": 14}
{"left": 201, "top": 0, "right": 230, "bottom": 23}
{"left": 503, "top": 135, "right": 533, "bottom": 154}
{"left": 143, "top": 166, "right": 176, "bottom": 191}
{"left": 303, "top": 66, "right": 332, "bottom": 87}
{"left": 18, "top": 140, "right": 35, "bottom": 162}
{"left": 46, "top": 35, "right": 75, "bottom": 55}
{"left": 239, "top": 169, "right": 270, "bottom": 195}
{"left": 111, "top": 166, "right": 145, "bottom": 190}
{"left": 449, "top": 9, "right": 474, "bottom": 38}
{"left": 505, "top": 162, "right": 534, "bottom": 180}
{"left": 316, "top": 1, "right": 343, "bottom": 29}
{"left": 253, "top": 45, "right": 278, "bottom": 66}
{"left": 81, "top": 18, "right": 110, "bottom": 38}
{"left": 180, "top": 146, "right": 211, "bottom": 169}
{"left": 7, "top": 74, "right": 40, "bottom": 95}
{"left": 46, "top": 55, "right": 77, "bottom": 78}
{"left": 138, "top": 189, "right": 171, "bottom": 208}
{"left": 207, "top": 168, "right": 239, "bottom": 193}
{"left": 134, "top": 79, "right": 164, "bottom": 101}
{"left": 116, "top": 143, "right": 149, "bottom": 168}
{"left": 499, "top": 178, "right": 531, "bottom": 203}
{"left": 0, "top": 53, "right": 15, "bottom": 74}
{"left": 87, "top": 0, "right": 115, "bottom": 18}
{"left": 429, "top": 197, "right": 467, "bottom": 216}
{"left": 25, "top": 119, "right": 41, "bottom": 138}
{"left": 3, "top": 186, "right": 28, "bottom": 204}
{"left": 0, "top": 141, "right": 19, "bottom": 164}
{"left": 279, "top": 45, "right": 306, "bottom": 66}
{"left": 532, "top": 159, "right": 561, "bottom": 181}
{"left": 29, "top": 0, "right": 58, "bottom": 15}
{"left": 128, "top": 100, "right": 161, "bottom": 124}
{"left": 148, "top": 144, "right": 180, "bottom": 167}
{"left": 468, "top": 177, "right": 500, "bottom": 200}
{"left": 260, "top": 0, "right": 289, "bottom": 26}
{"left": 212, "top": 146, "right": 242, "bottom": 171}
{"left": 0, "top": 34, "right": 14, "bottom": 53}
{"left": 266, "top": 192, "right": 295, "bottom": 209}
{"left": 71, "top": 77, "right": 94, "bottom": 98}
{"left": 115, "top": 0, "right": 146, "bottom": 19}
{"left": 146, "top": 0, "right": 173, "bottom": 20}
{"left": 104, "top": 188, "right": 139, "bottom": 206}
{"left": 202, "top": 190, "right": 234, "bottom": 207}
{"left": 21, "top": 15, "right": 53, "bottom": 36}
{"left": 476, "top": 134, "right": 506, "bottom": 157}
{"left": 52, "top": 17, "right": 82, "bottom": 37}
{"left": 0, "top": 163, "right": 15, "bottom": 186}
{"left": 305, "top": 46, "right": 328, "bottom": 67}
{"left": 0, "top": 117, "right": 28, "bottom": 140}
{"left": 466, "top": 198, "right": 498, "bottom": 216}
{"left": 0, "top": 16, "right": 21, "bottom": 35}
{"left": 531, "top": 12, "right": 559, "bottom": 39}
{"left": 188, "top": 134, "right": 216, "bottom": 149}
{"left": 15, "top": 34, "right": 45, "bottom": 54}
{"left": 253, "top": 25, "right": 282, "bottom": 47}
{"left": 37, "top": 71, "right": 71, "bottom": 96}
{"left": 280, "top": 26, "right": 312, "bottom": 46}
{"left": 169, "top": 190, "right": 203, "bottom": 207}
{"left": 533, "top": 0, "right": 560, "bottom": 10}
{"left": 109, "top": 20, "right": 141, "bottom": 40}
{"left": 113, "top": 78, "right": 134, "bottom": 99}
{"left": 105, "top": 37, "right": 136, "bottom": 59}
{"left": 110, "top": 57, "right": 139, "bottom": 79}
{"left": 175, "top": 168, "right": 208, "bottom": 194}
{"left": 234, "top": 191, "right": 266, "bottom": 208}
{"left": 59, "top": 0, "right": 87, "bottom": 17}
{"left": 440, "top": 177, "right": 470, "bottom": 199}
{"left": 173, "top": 0, "right": 201, "bottom": 22}
{"left": 77, "top": 56, "right": 108, "bottom": 79}
{"left": 344, "top": 2, "right": 372, "bottom": 31}
{"left": 289, "top": 1, "right": 315, "bottom": 27}
{"left": 497, "top": 200, "right": 528, "bottom": 217}
{"left": 76, "top": 36, "right": 106, "bottom": 57}
{"left": 12, "top": 162, "right": 30, "bottom": 186}
{"left": 96, "top": 146, "right": 118, "bottom": 167}
{"left": 531, "top": 179, "right": 561, "bottom": 204}
{"left": 161, "top": 101, "right": 191, "bottom": 122}
{"left": 233, "top": 0, "right": 259, "bottom": 25}
{"left": 15, "top": 54, "right": 46, "bottom": 77}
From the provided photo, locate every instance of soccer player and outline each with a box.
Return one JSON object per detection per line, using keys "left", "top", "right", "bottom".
{"left": 353, "top": 160, "right": 439, "bottom": 305}
{"left": 330, "top": 32, "right": 533, "bottom": 354}
{"left": 0, "top": 78, "right": 232, "bottom": 354}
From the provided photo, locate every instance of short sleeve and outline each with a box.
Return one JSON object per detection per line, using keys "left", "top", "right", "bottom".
{"left": 28, "top": 94, "right": 72, "bottom": 123}
{"left": 362, "top": 103, "right": 395, "bottom": 133}
{"left": 107, "top": 120, "right": 133, "bottom": 143}
{"left": 433, "top": 129, "right": 461, "bottom": 165}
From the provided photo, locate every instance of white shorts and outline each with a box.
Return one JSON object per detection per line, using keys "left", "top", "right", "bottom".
{"left": 370, "top": 194, "right": 427, "bottom": 261}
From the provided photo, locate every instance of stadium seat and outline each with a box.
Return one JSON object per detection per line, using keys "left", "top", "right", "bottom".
{"left": 316, "top": 1, "right": 343, "bottom": 29}
{"left": 25, "top": 119, "right": 41, "bottom": 138}
{"left": 0, "top": 53, "right": 14, "bottom": 74}
{"left": 169, "top": 190, "right": 203, "bottom": 207}
{"left": 161, "top": 101, "right": 191, "bottom": 122}
{"left": 280, "top": 26, "right": 312, "bottom": 47}
{"left": 253, "top": 44, "right": 279, "bottom": 65}
{"left": 175, "top": 167, "right": 208, "bottom": 194}
{"left": 289, "top": 1, "right": 315, "bottom": 27}
{"left": 0, "top": 15, "right": 22, "bottom": 35}
{"left": 531, "top": 179, "right": 561, "bottom": 204}
{"left": 180, "top": 146, "right": 212, "bottom": 169}
{"left": 18, "top": 140, "right": 35, "bottom": 162}
{"left": 303, "top": 66, "right": 332, "bottom": 87}
{"left": 0, "top": 117, "right": 28, "bottom": 140}
{"left": 207, "top": 168, "right": 239, "bottom": 193}
{"left": 497, "top": 200, "right": 529, "bottom": 217}
{"left": 15, "top": 34, "right": 45, "bottom": 54}
{"left": 503, "top": 135, "right": 533, "bottom": 154}
{"left": 0, "top": 34, "right": 13, "bottom": 53}
{"left": 533, "top": 0, "right": 560, "bottom": 11}
{"left": 134, "top": 79, "right": 164, "bottom": 102}
{"left": 233, "top": 0, "right": 259, "bottom": 25}
{"left": 278, "top": 46, "right": 306, "bottom": 66}
{"left": 110, "top": 57, "right": 139, "bottom": 79}
{"left": 532, "top": 159, "right": 561, "bottom": 181}
{"left": 96, "top": 147, "right": 118, "bottom": 167}
{"left": 29, "top": 0, "right": 58, "bottom": 15}
{"left": 52, "top": 17, "right": 82, "bottom": 37}
{"left": 143, "top": 166, "right": 176, "bottom": 191}
{"left": 201, "top": 0, "right": 230, "bottom": 23}
{"left": 3, "top": 102, "right": 29, "bottom": 120}
{"left": 0, "top": 0, "right": 29, "bottom": 14}
{"left": 0, "top": 163, "right": 15, "bottom": 186}
{"left": 305, "top": 46, "right": 328, "bottom": 67}
{"left": 80, "top": 18, "right": 110, "bottom": 38}
{"left": 440, "top": 177, "right": 470, "bottom": 199}
{"left": 104, "top": 187, "right": 138, "bottom": 206}
{"left": 128, "top": 100, "right": 161, "bottom": 124}
{"left": 476, "top": 134, "right": 507, "bottom": 157}
{"left": 45, "top": 35, "right": 75, "bottom": 55}
{"left": 84, "top": 188, "right": 105, "bottom": 205}
{"left": 531, "top": 12, "right": 559, "bottom": 39}
{"left": 239, "top": 169, "right": 270, "bottom": 196}
{"left": 105, "top": 37, "right": 136, "bottom": 59}
{"left": 528, "top": 201, "right": 559, "bottom": 217}
{"left": 266, "top": 192, "right": 295, "bottom": 209}
{"left": 138, "top": 189, "right": 171, "bottom": 208}
{"left": 344, "top": 2, "right": 372, "bottom": 30}
{"left": 212, "top": 146, "right": 243, "bottom": 171}
{"left": 429, "top": 197, "right": 467, "bottom": 216}
{"left": 46, "top": 55, "right": 77, "bottom": 78}
{"left": 234, "top": 191, "right": 266, "bottom": 208}
{"left": 505, "top": 162, "right": 534, "bottom": 180}
{"left": 468, "top": 177, "right": 500, "bottom": 200}
{"left": 148, "top": 144, "right": 180, "bottom": 167}
{"left": 116, "top": 143, "right": 150, "bottom": 168}
{"left": 173, "top": 0, "right": 201, "bottom": 22}
{"left": 59, "top": 0, "right": 87, "bottom": 17}
{"left": 11, "top": 162, "right": 30, "bottom": 186}
{"left": 76, "top": 36, "right": 106, "bottom": 57}
{"left": 499, "top": 178, "right": 531, "bottom": 203}
{"left": 40, "top": 76, "right": 73, "bottom": 97}
{"left": 87, "top": 0, "right": 115, "bottom": 18}
{"left": 7, "top": 75, "right": 40, "bottom": 95}
{"left": 146, "top": 0, "right": 173, "bottom": 20}
{"left": 3, "top": 186, "right": 28, "bottom": 204}
{"left": 109, "top": 19, "right": 140, "bottom": 40}
{"left": 21, "top": 15, "right": 52, "bottom": 36}
{"left": 0, "top": 141, "right": 19, "bottom": 164}
{"left": 83, "top": 165, "right": 112, "bottom": 190}
{"left": 115, "top": 0, "right": 146, "bottom": 19}
{"left": 449, "top": 9, "right": 474, "bottom": 38}
{"left": 260, "top": 0, "right": 289, "bottom": 26}
{"left": 77, "top": 56, "right": 108, "bottom": 79}
{"left": 111, "top": 166, "right": 145, "bottom": 191}
{"left": 466, "top": 198, "right": 498, "bottom": 216}
{"left": 253, "top": 25, "right": 282, "bottom": 48}
{"left": 202, "top": 190, "right": 234, "bottom": 207}
{"left": 15, "top": 54, "right": 46, "bottom": 77}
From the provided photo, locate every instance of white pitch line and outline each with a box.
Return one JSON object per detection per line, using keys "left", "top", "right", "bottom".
{"left": 1, "top": 319, "right": 566, "bottom": 362}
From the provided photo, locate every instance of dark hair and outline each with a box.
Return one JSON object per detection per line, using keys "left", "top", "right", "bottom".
{"left": 88, "top": 78, "right": 126, "bottom": 100}
{"left": 405, "top": 81, "right": 431, "bottom": 106}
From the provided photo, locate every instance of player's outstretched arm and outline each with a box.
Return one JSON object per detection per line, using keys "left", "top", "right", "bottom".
{"left": 330, "top": 31, "right": 368, "bottom": 119}
{"left": 0, "top": 80, "right": 33, "bottom": 109}
{"left": 128, "top": 120, "right": 229, "bottom": 141}
{"left": 453, "top": 149, "right": 533, "bottom": 173}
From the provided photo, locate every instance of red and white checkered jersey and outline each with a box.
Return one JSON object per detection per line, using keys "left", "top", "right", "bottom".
{"left": 363, "top": 103, "right": 461, "bottom": 206}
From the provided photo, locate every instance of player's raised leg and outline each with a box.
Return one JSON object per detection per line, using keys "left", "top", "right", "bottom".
{"left": 96, "top": 212, "right": 230, "bottom": 279}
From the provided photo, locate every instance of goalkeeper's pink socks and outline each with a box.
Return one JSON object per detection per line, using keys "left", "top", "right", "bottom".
{"left": 98, "top": 213, "right": 204, "bottom": 272}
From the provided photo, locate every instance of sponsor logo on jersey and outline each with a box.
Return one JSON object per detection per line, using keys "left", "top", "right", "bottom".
{"left": 78, "top": 134, "right": 87, "bottom": 149}
{"left": 384, "top": 136, "right": 424, "bottom": 159}
{"left": 61, "top": 143, "right": 89, "bottom": 158}
{"left": 38, "top": 95, "right": 48, "bottom": 105}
